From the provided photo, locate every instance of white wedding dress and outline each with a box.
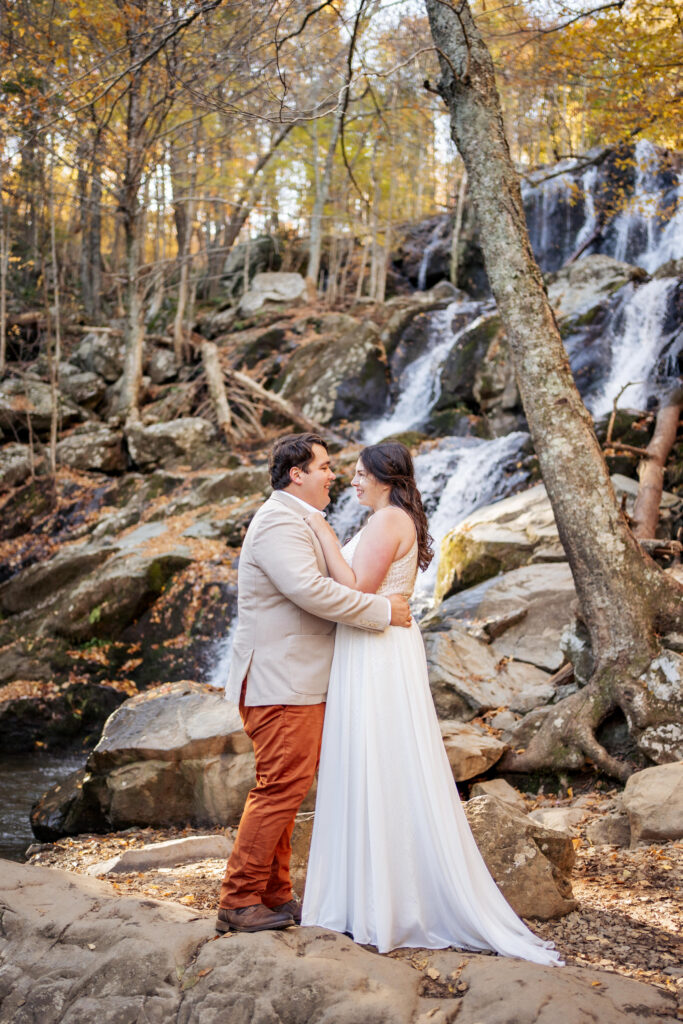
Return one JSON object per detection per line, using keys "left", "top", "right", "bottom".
{"left": 301, "top": 529, "right": 562, "bottom": 964}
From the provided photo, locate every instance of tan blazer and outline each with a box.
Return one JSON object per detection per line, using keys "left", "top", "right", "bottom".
{"left": 225, "top": 490, "right": 388, "bottom": 705}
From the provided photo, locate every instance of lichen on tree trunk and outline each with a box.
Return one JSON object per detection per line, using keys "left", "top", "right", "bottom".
{"left": 424, "top": 0, "right": 683, "bottom": 780}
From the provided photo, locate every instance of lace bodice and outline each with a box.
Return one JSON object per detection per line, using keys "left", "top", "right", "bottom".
{"left": 341, "top": 528, "right": 418, "bottom": 598}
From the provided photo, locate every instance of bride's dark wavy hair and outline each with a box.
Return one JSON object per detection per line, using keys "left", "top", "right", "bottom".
{"left": 359, "top": 442, "right": 434, "bottom": 571}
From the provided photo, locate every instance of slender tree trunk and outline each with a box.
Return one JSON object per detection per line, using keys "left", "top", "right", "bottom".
{"left": 172, "top": 124, "right": 198, "bottom": 362}
{"left": 77, "top": 140, "right": 93, "bottom": 317}
{"left": 307, "top": 103, "right": 344, "bottom": 289}
{"left": 89, "top": 150, "right": 103, "bottom": 321}
{"left": 425, "top": 0, "right": 683, "bottom": 779}
{"left": 633, "top": 397, "right": 682, "bottom": 539}
{"left": 0, "top": 169, "right": 8, "bottom": 377}
{"left": 47, "top": 144, "right": 62, "bottom": 475}
{"left": 118, "top": 62, "right": 146, "bottom": 424}
{"left": 201, "top": 341, "right": 233, "bottom": 441}
{"left": 450, "top": 169, "right": 467, "bottom": 286}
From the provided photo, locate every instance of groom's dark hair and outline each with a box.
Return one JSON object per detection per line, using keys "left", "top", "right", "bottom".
{"left": 270, "top": 432, "right": 329, "bottom": 490}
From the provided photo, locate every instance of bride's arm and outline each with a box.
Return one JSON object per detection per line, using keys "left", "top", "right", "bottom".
{"left": 308, "top": 509, "right": 408, "bottom": 594}
{"left": 306, "top": 515, "right": 358, "bottom": 588}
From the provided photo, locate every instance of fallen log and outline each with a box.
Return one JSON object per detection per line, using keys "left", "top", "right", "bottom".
{"left": 225, "top": 369, "right": 348, "bottom": 443}
{"left": 201, "top": 341, "right": 233, "bottom": 442}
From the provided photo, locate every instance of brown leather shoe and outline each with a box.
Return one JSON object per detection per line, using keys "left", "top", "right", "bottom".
{"left": 268, "top": 897, "right": 302, "bottom": 925}
{"left": 216, "top": 904, "right": 295, "bottom": 934}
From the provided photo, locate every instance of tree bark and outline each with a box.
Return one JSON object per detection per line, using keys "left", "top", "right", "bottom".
{"left": 450, "top": 168, "right": 467, "bottom": 286}
{"left": 633, "top": 398, "right": 682, "bottom": 539}
{"left": 425, "top": 0, "right": 683, "bottom": 780}
{"left": 307, "top": 103, "right": 344, "bottom": 290}
{"left": 201, "top": 341, "right": 233, "bottom": 441}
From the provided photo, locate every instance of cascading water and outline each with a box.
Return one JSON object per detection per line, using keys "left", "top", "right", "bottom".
{"left": 363, "top": 298, "right": 484, "bottom": 444}
{"left": 524, "top": 140, "right": 683, "bottom": 274}
{"left": 417, "top": 221, "right": 447, "bottom": 291}
{"left": 590, "top": 275, "right": 682, "bottom": 417}
{"left": 330, "top": 432, "right": 531, "bottom": 611}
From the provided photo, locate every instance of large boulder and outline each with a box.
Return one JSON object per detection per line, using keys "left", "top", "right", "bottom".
{"left": 424, "top": 623, "right": 554, "bottom": 720}
{"left": 1, "top": 860, "right": 677, "bottom": 1024}
{"left": 277, "top": 320, "right": 389, "bottom": 424}
{"left": 220, "top": 234, "right": 280, "bottom": 298}
{"left": 464, "top": 795, "right": 577, "bottom": 919}
{"left": 126, "top": 418, "right": 216, "bottom": 469}
{"left": 622, "top": 761, "right": 683, "bottom": 844}
{"left": 435, "top": 483, "right": 562, "bottom": 601}
{"left": 432, "top": 562, "right": 576, "bottom": 673}
{"left": 238, "top": 272, "right": 306, "bottom": 316}
{"left": 436, "top": 477, "right": 678, "bottom": 601}
{"left": 58, "top": 363, "right": 107, "bottom": 408}
{"left": 70, "top": 331, "right": 124, "bottom": 382}
{"left": 56, "top": 424, "right": 126, "bottom": 473}
{"left": 0, "top": 443, "right": 41, "bottom": 490}
{"left": 0, "top": 377, "right": 83, "bottom": 435}
{"left": 440, "top": 720, "right": 507, "bottom": 779}
{"left": 547, "top": 254, "right": 647, "bottom": 321}
{"left": 33, "top": 683, "right": 257, "bottom": 835}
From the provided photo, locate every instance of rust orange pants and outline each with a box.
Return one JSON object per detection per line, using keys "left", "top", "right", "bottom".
{"left": 220, "top": 687, "right": 325, "bottom": 909}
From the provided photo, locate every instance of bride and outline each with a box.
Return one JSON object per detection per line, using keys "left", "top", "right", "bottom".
{"left": 301, "top": 441, "right": 561, "bottom": 965}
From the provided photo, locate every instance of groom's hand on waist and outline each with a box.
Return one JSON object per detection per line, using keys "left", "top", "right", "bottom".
{"left": 388, "top": 594, "right": 412, "bottom": 628}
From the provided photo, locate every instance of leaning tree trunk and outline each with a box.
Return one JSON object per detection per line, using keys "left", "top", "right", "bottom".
{"left": 632, "top": 394, "right": 682, "bottom": 539}
{"left": 425, "top": 0, "right": 683, "bottom": 780}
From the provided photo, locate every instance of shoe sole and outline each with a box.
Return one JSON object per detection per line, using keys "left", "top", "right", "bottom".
{"left": 215, "top": 916, "right": 295, "bottom": 934}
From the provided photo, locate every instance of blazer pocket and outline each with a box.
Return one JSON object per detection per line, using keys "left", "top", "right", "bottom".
{"left": 285, "top": 634, "right": 334, "bottom": 694}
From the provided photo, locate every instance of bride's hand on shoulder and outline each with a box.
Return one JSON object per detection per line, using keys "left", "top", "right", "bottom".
{"left": 305, "top": 514, "right": 339, "bottom": 544}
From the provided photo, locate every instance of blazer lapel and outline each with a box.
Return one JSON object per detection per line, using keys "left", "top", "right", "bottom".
{"left": 270, "top": 491, "right": 330, "bottom": 575}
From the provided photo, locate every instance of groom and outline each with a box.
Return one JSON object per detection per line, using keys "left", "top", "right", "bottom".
{"left": 217, "top": 432, "right": 411, "bottom": 934}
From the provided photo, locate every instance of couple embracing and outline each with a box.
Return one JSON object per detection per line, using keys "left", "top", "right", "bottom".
{"left": 218, "top": 432, "right": 560, "bottom": 965}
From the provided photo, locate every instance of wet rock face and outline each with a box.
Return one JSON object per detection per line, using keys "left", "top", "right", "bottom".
{"left": 0, "top": 684, "right": 127, "bottom": 755}
{"left": 277, "top": 320, "right": 390, "bottom": 423}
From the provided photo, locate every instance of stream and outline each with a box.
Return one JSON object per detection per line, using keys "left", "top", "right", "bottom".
{"left": 0, "top": 752, "right": 85, "bottom": 861}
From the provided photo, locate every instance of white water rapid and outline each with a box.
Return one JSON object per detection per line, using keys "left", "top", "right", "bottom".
{"left": 590, "top": 275, "right": 681, "bottom": 418}
{"left": 363, "top": 299, "right": 484, "bottom": 444}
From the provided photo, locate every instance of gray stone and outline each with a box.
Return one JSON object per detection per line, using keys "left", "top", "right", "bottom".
{"left": 528, "top": 806, "right": 588, "bottom": 836}
{"left": 464, "top": 795, "right": 577, "bottom": 919}
{"left": 548, "top": 254, "right": 646, "bottom": 320}
{"left": 586, "top": 813, "right": 631, "bottom": 847}
{"left": 278, "top": 319, "right": 389, "bottom": 424}
{"left": 125, "top": 417, "right": 215, "bottom": 469}
{"left": 0, "top": 860, "right": 677, "bottom": 1024}
{"left": 0, "top": 443, "right": 40, "bottom": 489}
{"left": 88, "top": 681, "right": 250, "bottom": 771}
{"left": 56, "top": 424, "right": 126, "bottom": 473}
{"left": 469, "top": 778, "right": 527, "bottom": 810}
{"left": 146, "top": 346, "right": 177, "bottom": 384}
{"left": 622, "top": 761, "right": 683, "bottom": 844}
{"left": 70, "top": 332, "right": 124, "bottom": 382}
{"left": 635, "top": 652, "right": 683, "bottom": 764}
{"left": 0, "top": 377, "right": 83, "bottom": 434}
{"left": 43, "top": 547, "right": 194, "bottom": 641}
{"left": 238, "top": 272, "right": 306, "bottom": 316}
{"left": 0, "top": 541, "right": 114, "bottom": 615}
{"left": 436, "top": 477, "right": 674, "bottom": 602}
{"left": 425, "top": 624, "right": 554, "bottom": 720}
{"left": 87, "top": 834, "right": 233, "bottom": 875}
{"left": 440, "top": 720, "right": 507, "bottom": 780}
{"left": 59, "top": 363, "right": 107, "bottom": 408}
{"left": 435, "top": 483, "right": 563, "bottom": 601}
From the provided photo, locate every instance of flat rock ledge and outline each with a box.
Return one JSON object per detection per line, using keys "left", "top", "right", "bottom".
{"left": 0, "top": 861, "right": 677, "bottom": 1024}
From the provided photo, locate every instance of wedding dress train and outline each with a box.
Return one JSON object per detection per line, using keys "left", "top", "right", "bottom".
{"left": 301, "top": 530, "right": 561, "bottom": 964}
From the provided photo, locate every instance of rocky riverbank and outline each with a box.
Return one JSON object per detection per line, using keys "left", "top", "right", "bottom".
{"left": 10, "top": 781, "right": 682, "bottom": 1022}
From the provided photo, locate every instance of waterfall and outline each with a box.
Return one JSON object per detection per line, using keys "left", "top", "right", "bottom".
{"left": 524, "top": 141, "right": 683, "bottom": 273}
{"left": 590, "top": 275, "right": 681, "bottom": 417}
{"left": 417, "top": 221, "right": 446, "bottom": 290}
{"left": 329, "top": 432, "right": 531, "bottom": 614}
{"left": 210, "top": 618, "right": 237, "bottom": 695}
{"left": 608, "top": 140, "right": 683, "bottom": 273}
{"left": 363, "top": 298, "right": 484, "bottom": 444}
